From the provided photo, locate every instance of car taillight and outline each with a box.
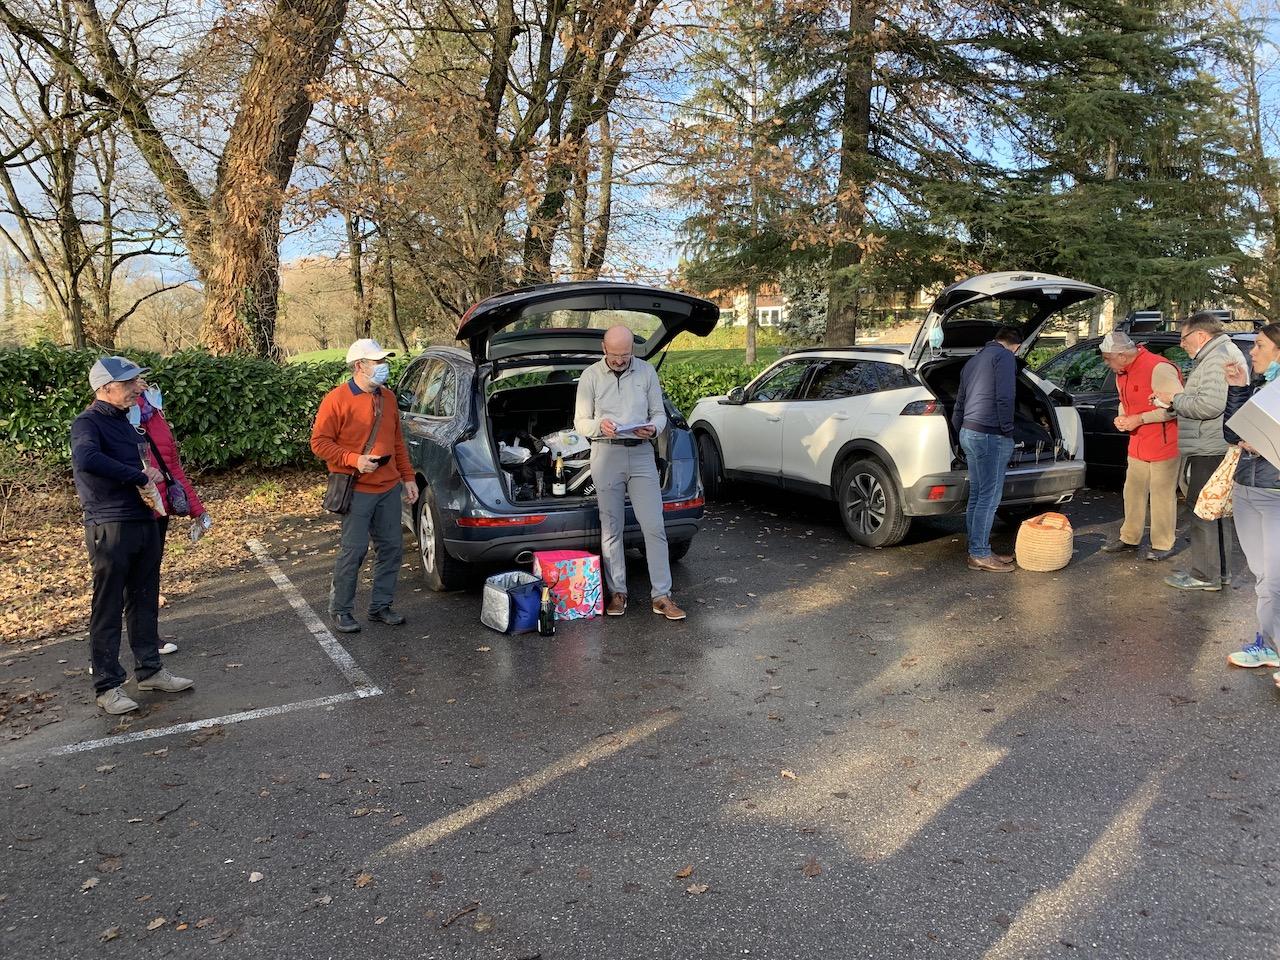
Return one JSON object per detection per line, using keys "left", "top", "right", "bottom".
{"left": 927, "top": 485, "right": 948, "bottom": 500}
{"left": 456, "top": 514, "right": 548, "bottom": 527}
{"left": 663, "top": 496, "right": 705, "bottom": 512}
{"left": 900, "top": 399, "right": 941, "bottom": 416}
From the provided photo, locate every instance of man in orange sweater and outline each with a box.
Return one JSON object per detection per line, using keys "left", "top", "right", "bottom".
{"left": 311, "top": 339, "right": 418, "bottom": 633}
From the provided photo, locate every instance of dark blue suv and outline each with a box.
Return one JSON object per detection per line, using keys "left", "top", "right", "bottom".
{"left": 395, "top": 282, "right": 718, "bottom": 590}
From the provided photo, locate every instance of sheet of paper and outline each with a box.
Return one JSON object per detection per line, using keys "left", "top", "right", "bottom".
{"left": 612, "top": 420, "right": 655, "bottom": 436}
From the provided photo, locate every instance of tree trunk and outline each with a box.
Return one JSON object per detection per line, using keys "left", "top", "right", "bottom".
{"left": 585, "top": 116, "right": 614, "bottom": 276}
{"left": 344, "top": 211, "right": 369, "bottom": 339}
{"left": 382, "top": 242, "right": 409, "bottom": 351}
{"left": 824, "top": 0, "right": 875, "bottom": 347}
{"left": 200, "top": 0, "right": 350, "bottom": 356}
{"left": 745, "top": 287, "right": 758, "bottom": 365}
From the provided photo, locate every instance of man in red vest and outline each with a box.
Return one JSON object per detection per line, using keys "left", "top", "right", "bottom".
{"left": 1098, "top": 331, "right": 1184, "bottom": 561}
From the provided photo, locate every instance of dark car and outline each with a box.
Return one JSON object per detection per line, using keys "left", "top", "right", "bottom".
{"left": 394, "top": 282, "right": 718, "bottom": 590}
{"left": 1033, "top": 330, "right": 1256, "bottom": 476}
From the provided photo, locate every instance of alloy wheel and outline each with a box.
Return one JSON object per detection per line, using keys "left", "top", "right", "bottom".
{"left": 845, "top": 471, "right": 886, "bottom": 535}
{"left": 418, "top": 501, "right": 436, "bottom": 573}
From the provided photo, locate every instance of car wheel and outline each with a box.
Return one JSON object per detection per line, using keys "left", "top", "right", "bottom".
{"left": 668, "top": 539, "right": 693, "bottom": 562}
{"left": 417, "top": 486, "right": 467, "bottom": 591}
{"left": 697, "top": 432, "right": 724, "bottom": 499}
{"left": 838, "top": 458, "right": 910, "bottom": 548}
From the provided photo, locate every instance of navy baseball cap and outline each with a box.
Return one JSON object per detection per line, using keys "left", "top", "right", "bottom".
{"left": 89, "top": 356, "right": 149, "bottom": 391}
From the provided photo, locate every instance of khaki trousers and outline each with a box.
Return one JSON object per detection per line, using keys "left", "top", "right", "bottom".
{"left": 1119, "top": 456, "right": 1180, "bottom": 551}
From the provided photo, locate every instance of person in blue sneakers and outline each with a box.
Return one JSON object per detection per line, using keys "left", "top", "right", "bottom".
{"left": 1223, "top": 323, "right": 1280, "bottom": 684}
{"left": 953, "top": 325, "right": 1023, "bottom": 572}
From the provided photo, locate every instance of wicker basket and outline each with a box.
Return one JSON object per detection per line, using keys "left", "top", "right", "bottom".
{"left": 1015, "top": 512, "right": 1074, "bottom": 572}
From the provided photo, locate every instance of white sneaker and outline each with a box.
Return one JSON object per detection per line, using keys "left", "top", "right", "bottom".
{"left": 158, "top": 642, "right": 178, "bottom": 655}
{"left": 96, "top": 686, "right": 139, "bottom": 715}
{"left": 136, "top": 668, "right": 194, "bottom": 693}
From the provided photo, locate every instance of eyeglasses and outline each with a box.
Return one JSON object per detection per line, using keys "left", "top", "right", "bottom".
{"left": 604, "top": 351, "right": 633, "bottom": 361}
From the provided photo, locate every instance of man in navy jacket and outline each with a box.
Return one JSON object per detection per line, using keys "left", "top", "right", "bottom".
{"left": 71, "top": 356, "right": 194, "bottom": 714}
{"left": 952, "top": 326, "right": 1023, "bottom": 571}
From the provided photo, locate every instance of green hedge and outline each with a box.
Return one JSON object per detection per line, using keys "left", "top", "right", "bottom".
{"left": 0, "top": 344, "right": 411, "bottom": 470}
{"left": 0, "top": 343, "right": 761, "bottom": 470}
{"left": 659, "top": 361, "right": 770, "bottom": 416}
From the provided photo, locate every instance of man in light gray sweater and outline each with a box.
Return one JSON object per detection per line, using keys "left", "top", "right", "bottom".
{"left": 1153, "top": 313, "right": 1248, "bottom": 591}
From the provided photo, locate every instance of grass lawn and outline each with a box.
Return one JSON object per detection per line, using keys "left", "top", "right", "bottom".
{"left": 661, "top": 346, "right": 785, "bottom": 367}
{"left": 285, "top": 347, "right": 349, "bottom": 364}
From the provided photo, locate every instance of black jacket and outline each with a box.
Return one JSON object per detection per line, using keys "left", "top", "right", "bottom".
{"left": 953, "top": 341, "right": 1017, "bottom": 437}
{"left": 71, "top": 400, "right": 154, "bottom": 524}
{"left": 1224, "top": 381, "right": 1280, "bottom": 489}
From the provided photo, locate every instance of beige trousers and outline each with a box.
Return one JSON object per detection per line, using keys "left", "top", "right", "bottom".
{"left": 1119, "top": 456, "right": 1180, "bottom": 551}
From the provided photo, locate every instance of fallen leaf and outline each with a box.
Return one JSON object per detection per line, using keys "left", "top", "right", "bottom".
{"left": 248, "top": 872, "right": 264, "bottom": 883}
{"left": 100, "top": 926, "right": 120, "bottom": 942}
{"left": 175, "top": 923, "right": 189, "bottom": 931}
{"left": 780, "top": 769, "right": 797, "bottom": 780}
{"left": 147, "top": 917, "right": 167, "bottom": 931}
{"left": 473, "top": 913, "right": 494, "bottom": 933}
{"left": 675, "top": 864, "right": 694, "bottom": 879}
{"left": 802, "top": 857, "right": 822, "bottom": 878}
{"left": 95, "top": 764, "right": 115, "bottom": 773}
{"left": 97, "top": 857, "right": 123, "bottom": 873}
{"left": 374, "top": 916, "right": 387, "bottom": 925}
{"left": 317, "top": 772, "right": 331, "bottom": 780}
{"left": 354, "top": 872, "right": 374, "bottom": 888}
{"left": 80, "top": 877, "right": 99, "bottom": 893}
{"left": 194, "top": 917, "right": 216, "bottom": 929}
{"left": 685, "top": 883, "right": 710, "bottom": 895}
{"left": 475, "top": 646, "right": 491, "bottom": 653}
{"left": 14, "top": 783, "right": 31, "bottom": 789}
{"left": 575, "top": 866, "right": 593, "bottom": 881}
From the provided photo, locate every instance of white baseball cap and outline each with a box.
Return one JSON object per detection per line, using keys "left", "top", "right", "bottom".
{"left": 345, "top": 339, "right": 395, "bottom": 363}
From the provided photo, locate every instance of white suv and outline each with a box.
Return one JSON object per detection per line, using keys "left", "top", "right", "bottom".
{"left": 689, "top": 272, "right": 1098, "bottom": 547}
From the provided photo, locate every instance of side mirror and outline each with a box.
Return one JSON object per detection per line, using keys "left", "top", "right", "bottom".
{"left": 721, "top": 386, "right": 746, "bottom": 405}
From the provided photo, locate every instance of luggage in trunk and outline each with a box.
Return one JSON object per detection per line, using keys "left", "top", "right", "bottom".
{"left": 918, "top": 358, "right": 1065, "bottom": 465}
{"left": 486, "top": 375, "right": 670, "bottom": 502}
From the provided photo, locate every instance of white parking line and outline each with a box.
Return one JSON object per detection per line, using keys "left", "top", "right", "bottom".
{"left": 2, "top": 539, "right": 382, "bottom": 763}
{"left": 247, "top": 538, "right": 382, "bottom": 696}
{"left": 45, "top": 692, "right": 376, "bottom": 757}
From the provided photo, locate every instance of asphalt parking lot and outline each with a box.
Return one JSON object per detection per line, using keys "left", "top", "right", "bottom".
{"left": 1, "top": 486, "right": 1276, "bottom": 959}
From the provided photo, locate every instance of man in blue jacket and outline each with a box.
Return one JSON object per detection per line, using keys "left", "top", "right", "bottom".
{"left": 72, "top": 356, "right": 194, "bottom": 714}
{"left": 952, "top": 326, "right": 1023, "bottom": 572}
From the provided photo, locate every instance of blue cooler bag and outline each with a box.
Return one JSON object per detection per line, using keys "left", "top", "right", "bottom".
{"left": 480, "top": 571, "right": 542, "bottom": 634}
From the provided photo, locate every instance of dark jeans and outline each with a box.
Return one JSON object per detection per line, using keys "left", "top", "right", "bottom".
{"left": 86, "top": 519, "right": 163, "bottom": 695}
{"left": 960, "top": 427, "right": 1015, "bottom": 558}
{"left": 329, "top": 485, "right": 403, "bottom": 617}
{"left": 1185, "top": 454, "right": 1235, "bottom": 582}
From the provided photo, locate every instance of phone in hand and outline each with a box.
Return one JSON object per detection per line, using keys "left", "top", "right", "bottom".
{"left": 371, "top": 454, "right": 391, "bottom": 466}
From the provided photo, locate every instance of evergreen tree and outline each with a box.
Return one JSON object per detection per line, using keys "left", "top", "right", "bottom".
{"left": 669, "top": 0, "right": 821, "bottom": 362}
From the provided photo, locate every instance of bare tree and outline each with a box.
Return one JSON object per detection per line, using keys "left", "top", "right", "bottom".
{"left": 0, "top": 0, "right": 352, "bottom": 356}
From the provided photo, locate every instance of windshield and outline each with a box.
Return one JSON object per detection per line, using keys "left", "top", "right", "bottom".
{"left": 502, "top": 308, "right": 665, "bottom": 344}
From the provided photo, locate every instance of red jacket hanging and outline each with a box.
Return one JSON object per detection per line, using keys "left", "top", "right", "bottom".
{"left": 137, "top": 399, "right": 205, "bottom": 518}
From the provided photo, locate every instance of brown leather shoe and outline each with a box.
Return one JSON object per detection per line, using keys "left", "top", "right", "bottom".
{"left": 993, "top": 552, "right": 1014, "bottom": 564}
{"left": 967, "top": 554, "right": 1015, "bottom": 572}
{"left": 652, "top": 596, "right": 687, "bottom": 620}
{"left": 606, "top": 594, "right": 627, "bottom": 616}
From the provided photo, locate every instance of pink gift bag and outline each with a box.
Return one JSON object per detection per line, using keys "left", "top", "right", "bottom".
{"left": 531, "top": 550, "right": 603, "bottom": 621}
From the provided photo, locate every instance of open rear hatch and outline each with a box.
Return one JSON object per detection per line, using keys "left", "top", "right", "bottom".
{"left": 459, "top": 282, "right": 718, "bottom": 503}
{"left": 456, "top": 281, "right": 719, "bottom": 364}
{"left": 909, "top": 272, "right": 1108, "bottom": 466}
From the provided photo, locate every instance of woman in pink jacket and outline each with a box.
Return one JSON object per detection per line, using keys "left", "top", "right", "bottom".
{"left": 132, "top": 382, "right": 210, "bottom": 655}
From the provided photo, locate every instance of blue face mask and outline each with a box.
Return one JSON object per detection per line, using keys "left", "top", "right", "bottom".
{"left": 370, "top": 362, "right": 390, "bottom": 385}
{"left": 1265, "top": 360, "right": 1280, "bottom": 383}
{"left": 928, "top": 325, "right": 944, "bottom": 350}
{"left": 143, "top": 386, "right": 163, "bottom": 409}
{"left": 127, "top": 404, "right": 141, "bottom": 427}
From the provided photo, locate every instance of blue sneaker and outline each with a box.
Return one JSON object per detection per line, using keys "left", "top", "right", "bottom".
{"left": 1228, "top": 636, "right": 1280, "bottom": 669}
